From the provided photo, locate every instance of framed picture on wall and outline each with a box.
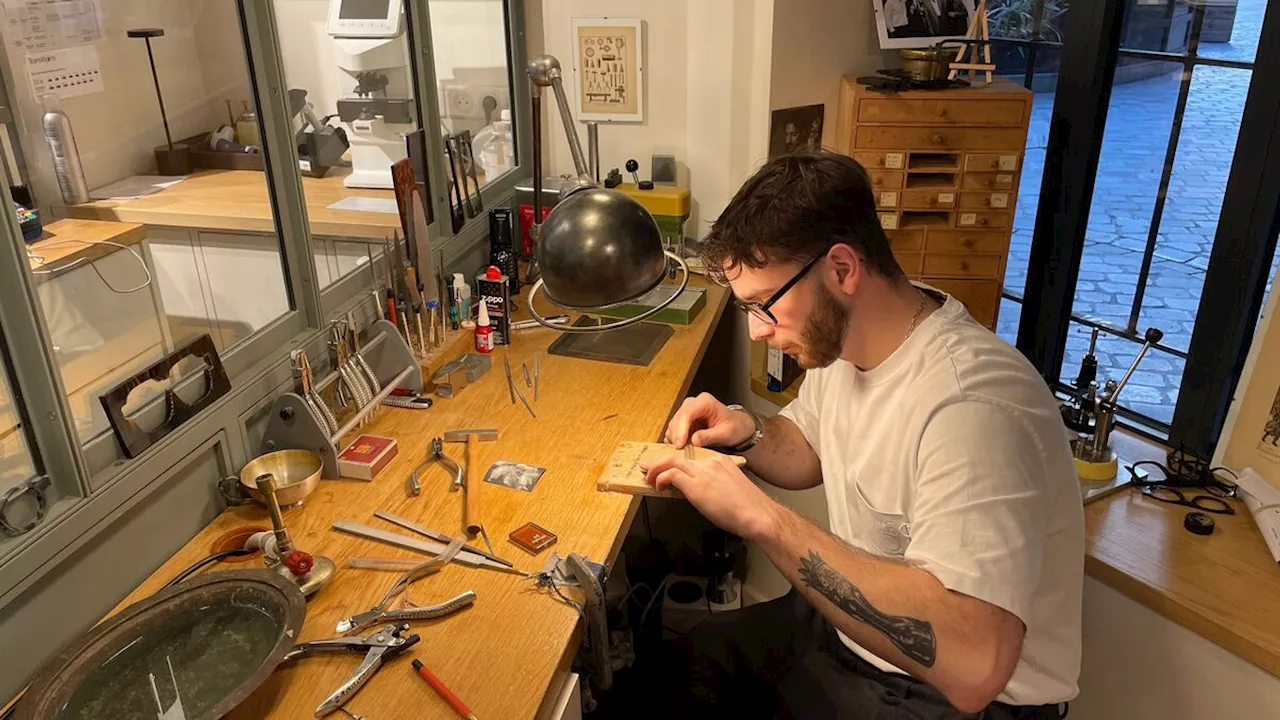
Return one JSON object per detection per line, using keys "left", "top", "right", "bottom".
{"left": 873, "top": 0, "right": 975, "bottom": 50}
{"left": 1215, "top": 264, "right": 1280, "bottom": 487}
{"left": 571, "top": 17, "right": 644, "bottom": 122}
{"left": 769, "top": 104, "right": 825, "bottom": 159}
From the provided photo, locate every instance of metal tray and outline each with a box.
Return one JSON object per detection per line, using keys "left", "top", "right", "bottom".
{"left": 14, "top": 570, "right": 306, "bottom": 720}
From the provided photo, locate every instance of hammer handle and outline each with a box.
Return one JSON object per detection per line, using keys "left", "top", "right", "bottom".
{"left": 465, "top": 434, "right": 481, "bottom": 536}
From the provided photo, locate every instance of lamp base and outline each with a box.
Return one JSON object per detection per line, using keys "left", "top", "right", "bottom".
{"left": 154, "top": 143, "right": 192, "bottom": 176}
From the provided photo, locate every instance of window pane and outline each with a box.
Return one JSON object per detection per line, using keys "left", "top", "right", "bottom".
{"left": 271, "top": 0, "right": 410, "bottom": 291}
{"left": 429, "top": 0, "right": 516, "bottom": 188}
{"left": 1139, "top": 65, "right": 1249, "bottom": 353}
{"left": 1198, "top": 0, "right": 1263, "bottom": 63}
{"left": 994, "top": 46, "right": 1059, "bottom": 347}
{"left": 1071, "top": 58, "right": 1182, "bottom": 332}
{"left": 1062, "top": 320, "right": 1184, "bottom": 427}
{"left": 1121, "top": 0, "right": 1194, "bottom": 53}
{"left": 0, "top": 345, "right": 37, "bottom": 495}
{"left": 988, "top": 0, "right": 1069, "bottom": 43}
{"left": 5, "top": 2, "right": 293, "bottom": 447}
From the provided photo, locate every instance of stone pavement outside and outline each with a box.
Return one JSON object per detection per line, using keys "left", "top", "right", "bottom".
{"left": 994, "top": 0, "right": 1280, "bottom": 425}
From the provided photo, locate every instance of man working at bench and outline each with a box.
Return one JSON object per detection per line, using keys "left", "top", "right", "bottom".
{"left": 643, "top": 152, "right": 1083, "bottom": 718}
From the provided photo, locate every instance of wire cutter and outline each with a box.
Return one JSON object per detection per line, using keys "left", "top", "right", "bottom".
{"left": 283, "top": 623, "right": 419, "bottom": 717}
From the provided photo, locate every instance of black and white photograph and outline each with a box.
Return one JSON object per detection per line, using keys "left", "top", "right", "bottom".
{"left": 768, "top": 104, "right": 824, "bottom": 159}
{"left": 874, "top": 0, "right": 974, "bottom": 49}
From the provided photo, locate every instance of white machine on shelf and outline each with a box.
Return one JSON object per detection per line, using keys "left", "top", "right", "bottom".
{"left": 326, "top": 0, "right": 415, "bottom": 189}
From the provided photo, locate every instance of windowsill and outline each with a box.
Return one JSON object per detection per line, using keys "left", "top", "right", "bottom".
{"left": 1084, "top": 427, "right": 1280, "bottom": 678}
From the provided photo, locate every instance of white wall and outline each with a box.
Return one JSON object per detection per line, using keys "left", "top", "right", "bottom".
{"left": 4, "top": 0, "right": 249, "bottom": 208}
{"left": 527, "top": 0, "right": 774, "bottom": 241}
{"left": 769, "top": 0, "right": 894, "bottom": 151}
{"left": 1074, "top": 577, "right": 1280, "bottom": 718}
{"left": 527, "top": 1, "right": 689, "bottom": 201}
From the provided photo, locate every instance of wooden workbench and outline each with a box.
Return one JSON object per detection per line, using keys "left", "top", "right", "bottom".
{"left": 1085, "top": 469, "right": 1280, "bottom": 678}
{"left": 64, "top": 168, "right": 401, "bottom": 240}
{"left": 25, "top": 218, "right": 146, "bottom": 284}
{"left": 107, "top": 283, "right": 729, "bottom": 719}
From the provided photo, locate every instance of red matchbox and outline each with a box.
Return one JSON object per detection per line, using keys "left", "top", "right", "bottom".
{"left": 337, "top": 435, "right": 399, "bottom": 481}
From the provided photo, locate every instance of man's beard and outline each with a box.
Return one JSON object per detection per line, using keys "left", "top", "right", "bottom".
{"left": 795, "top": 282, "right": 848, "bottom": 369}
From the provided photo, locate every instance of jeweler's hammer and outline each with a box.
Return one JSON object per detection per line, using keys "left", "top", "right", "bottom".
{"left": 442, "top": 428, "right": 498, "bottom": 536}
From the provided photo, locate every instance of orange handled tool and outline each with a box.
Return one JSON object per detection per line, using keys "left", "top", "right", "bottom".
{"left": 411, "top": 658, "right": 477, "bottom": 720}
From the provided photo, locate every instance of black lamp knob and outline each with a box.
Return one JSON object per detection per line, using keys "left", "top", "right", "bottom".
{"left": 1144, "top": 327, "right": 1164, "bottom": 344}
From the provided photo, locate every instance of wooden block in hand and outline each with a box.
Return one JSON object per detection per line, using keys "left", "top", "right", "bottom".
{"left": 595, "top": 441, "right": 747, "bottom": 499}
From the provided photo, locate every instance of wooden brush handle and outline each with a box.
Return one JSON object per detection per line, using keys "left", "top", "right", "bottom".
{"left": 464, "top": 434, "right": 481, "bottom": 536}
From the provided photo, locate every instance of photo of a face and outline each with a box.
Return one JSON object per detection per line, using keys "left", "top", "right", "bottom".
{"left": 769, "top": 104, "right": 825, "bottom": 158}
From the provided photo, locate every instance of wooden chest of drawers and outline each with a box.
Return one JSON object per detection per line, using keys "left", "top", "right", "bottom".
{"left": 836, "top": 76, "right": 1032, "bottom": 329}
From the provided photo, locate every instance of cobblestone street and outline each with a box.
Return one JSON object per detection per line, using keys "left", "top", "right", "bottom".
{"left": 995, "top": 0, "right": 1279, "bottom": 424}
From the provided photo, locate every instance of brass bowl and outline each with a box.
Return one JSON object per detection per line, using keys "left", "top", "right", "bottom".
{"left": 239, "top": 449, "right": 323, "bottom": 508}
{"left": 899, "top": 46, "right": 955, "bottom": 81}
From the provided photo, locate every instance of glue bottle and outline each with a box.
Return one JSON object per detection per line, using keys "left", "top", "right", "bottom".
{"left": 475, "top": 298, "right": 494, "bottom": 353}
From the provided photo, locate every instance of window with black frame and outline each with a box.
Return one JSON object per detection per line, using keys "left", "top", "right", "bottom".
{"left": 997, "top": 0, "right": 1280, "bottom": 444}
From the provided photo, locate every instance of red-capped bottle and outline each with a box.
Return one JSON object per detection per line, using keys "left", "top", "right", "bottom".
{"left": 475, "top": 297, "right": 494, "bottom": 353}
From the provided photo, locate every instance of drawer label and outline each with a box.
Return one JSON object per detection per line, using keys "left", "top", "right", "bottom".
{"left": 989, "top": 193, "right": 1009, "bottom": 208}
{"left": 996, "top": 173, "right": 1014, "bottom": 185}
{"left": 937, "top": 192, "right": 955, "bottom": 205}
{"left": 885, "top": 153, "right": 905, "bottom": 169}
{"left": 997, "top": 155, "right": 1018, "bottom": 171}
{"left": 879, "top": 213, "right": 899, "bottom": 230}
{"left": 880, "top": 191, "right": 899, "bottom": 207}
{"left": 959, "top": 212, "right": 978, "bottom": 226}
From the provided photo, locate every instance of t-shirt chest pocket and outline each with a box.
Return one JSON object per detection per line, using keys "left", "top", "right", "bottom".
{"left": 851, "top": 481, "right": 912, "bottom": 558}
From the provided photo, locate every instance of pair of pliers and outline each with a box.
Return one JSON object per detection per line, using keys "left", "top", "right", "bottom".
{"left": 282, "top": 623, "right": 419, "bottom": 717}
{"left": 407, "top": 437, "right": 464, "bottom": 496}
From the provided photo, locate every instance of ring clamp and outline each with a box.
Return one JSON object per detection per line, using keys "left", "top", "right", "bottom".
{"left": 0, "top": 475, "right": 52, "bottom": 537}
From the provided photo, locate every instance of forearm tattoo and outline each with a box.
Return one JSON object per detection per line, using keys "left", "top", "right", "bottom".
{"left": 798, "top": 551, "right": 937, "bottom": 667}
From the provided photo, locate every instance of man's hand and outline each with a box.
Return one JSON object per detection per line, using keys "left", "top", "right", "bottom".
{"left": 641, "top": 454, "right": 777, "bottom": 541}
{"left": 664, "top": 392, "right": 754, "bottom": 449}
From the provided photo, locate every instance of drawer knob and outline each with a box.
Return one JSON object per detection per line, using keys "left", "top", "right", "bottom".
{"left": 960, "top": 262, "right": 970, "bottom": 271}
{"left": 978, "top": 217, "right": 989, "bottom": 226}
{"left": 961, "top": 239, "right": 973, "bottom": 249}
{"left": 931, "top": 133, "right": 945, "bottom": 145}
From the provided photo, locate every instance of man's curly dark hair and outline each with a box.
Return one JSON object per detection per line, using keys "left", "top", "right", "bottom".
{"left": 700, "top": 151, "right": 903, "bottom": 283}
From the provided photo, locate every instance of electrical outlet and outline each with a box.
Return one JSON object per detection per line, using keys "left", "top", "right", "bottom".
{"left": 443, "top": 86, "right": 475, "bottom": 118}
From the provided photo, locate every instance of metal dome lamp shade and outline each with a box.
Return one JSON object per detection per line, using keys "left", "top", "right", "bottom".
{"left": 524, "top": 54, "right": 688, "bottom": 332}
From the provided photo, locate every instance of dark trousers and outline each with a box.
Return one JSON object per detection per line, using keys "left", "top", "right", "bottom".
{"left": 662, "top": 589, "right": 1063, "bottom": 720}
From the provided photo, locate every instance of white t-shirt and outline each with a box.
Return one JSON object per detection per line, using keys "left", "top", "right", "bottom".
{"left": 778, "top": 289, "right": 1084, "bottom": 706}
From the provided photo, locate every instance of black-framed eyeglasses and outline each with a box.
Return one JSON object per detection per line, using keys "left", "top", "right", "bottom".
{"left": 1139, "top": 486, "right": 1235, "bottom": 515}
{"left": 734, "top": 254, "right": 824, "bottom": 325}
{"left": 1127, "top": 460, "right": 1238, "bottom": 498}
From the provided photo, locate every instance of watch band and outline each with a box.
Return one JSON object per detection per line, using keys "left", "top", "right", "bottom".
{"left": 726, "top": 404, "right": 764, "bottom": 454}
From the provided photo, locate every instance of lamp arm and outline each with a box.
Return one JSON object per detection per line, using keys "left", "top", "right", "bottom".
{"left": 525, "top": 252, "right": 691, "bottom": 333}
{"left": 547, "top": 70, "right": 590, "bottom": 178}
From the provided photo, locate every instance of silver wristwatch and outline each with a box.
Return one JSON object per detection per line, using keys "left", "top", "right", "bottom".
{"left": 726, "top": 404, "right": 764, "bottom": 453}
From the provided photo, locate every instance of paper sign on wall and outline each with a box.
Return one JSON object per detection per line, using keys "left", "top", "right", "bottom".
{"left": 27, "top": 45, "right": 102, "bottom": 100}
{"left": 5, "top": 0, "right": 102, "bottom": 51}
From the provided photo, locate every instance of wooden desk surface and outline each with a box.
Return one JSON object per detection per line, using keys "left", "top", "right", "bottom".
{"left": 1085, "top": 460, "right": 1280, "bottom": 678}
{"left": 26, "top": 218, "right": 146, "bottom": 283}
{"left": 64, "top": 169, "right": 400, "bottom": 240}
{"left": 109, "top": 283, "right": 729, "bottom": 719}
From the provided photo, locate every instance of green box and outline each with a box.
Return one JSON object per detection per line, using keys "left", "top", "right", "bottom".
{"left": 595, "top": 285, "right": 707, "bottom": 325}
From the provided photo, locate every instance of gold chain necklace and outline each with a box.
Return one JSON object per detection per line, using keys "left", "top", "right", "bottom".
{"left": 905, "top": 290, "right": 928, "bottom": 341}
